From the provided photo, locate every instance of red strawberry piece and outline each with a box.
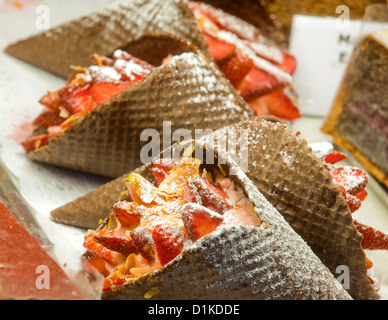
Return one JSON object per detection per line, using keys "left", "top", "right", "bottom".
{"left": 112, "top": 200, "right": 142, "bottom": 227}
{"left": 236, "top": 67, "right": 286, "bottom": 101}
{"left": 247, "top": 89, "right": 301, "bottom": 120}
{"left": 202, "top": 31, "right": 236, "bottom": 63}
{"left": 21, "top": 134, "right": 50, "bottom": 153}
{"left": 324, "top": 151, "right": 347, "bottom": 165}
{"left": 83, "top": 233, "right": 118, "bottom": 265}
{"left": 94, "top": 235, "right": 138, "bottom": 256}
{"left": 183, "top": 176, "right": 230, "bottom": 214}
{"left": 328, "top": 165, "right": 368, "bottom": 196}
{"left": 150, "top": 166, "right": 168, "bottom": 187}
{"left": 353, "top": 220, "right": 388, "bottom": 250}
{"left": 276, "top": 52, "right": 297, "bottom": 75}
{"left": 152, "top": 224, "right": 185, "bottom": 266}
{"left": 130, "top": 227, "right": 156, "bottom": 263}
{"left": 181, "top": 203, "right": 224, "bottom": 240}
{"left": 90, "top": 82, "right": 131, "bottom": 105}
{"left": 183, "top": 179, "right": 204, "bottom": 204}
{"left": 354, "top": 189, "right": 368, "bottom": 202}
{"left": 59, "top": 83, "right": 96, "bottom": 114}
{"left": 33, "top": 109, "right": 64, "bottom": 128}
{"left": 188, "top": 1, "right": 261, "bottom": 43}
{"left": 39, "top": 91, "right": 60, "bottom": 109}
{"left": 220, "top": 50, "right": 254, "bottom": 86}
{"left": 338, "top": 185, "right": 362, "bottom": 213}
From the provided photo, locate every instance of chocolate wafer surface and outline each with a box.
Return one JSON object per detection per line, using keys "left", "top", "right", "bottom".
{"left": 28, "top": 52, "right": 252, "bottom": 178}
{"left": 52, "top": 119, "right": 379, "bottom": 300}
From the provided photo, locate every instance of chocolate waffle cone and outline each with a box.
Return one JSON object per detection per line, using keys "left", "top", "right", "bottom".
{"left": 52, "top": 119, "right": 379, "bottom": 300}
{"left": 26, "top": 51, "right": 252, "bottom": 178}
{"left": 4, "top": 0, "right": 209, "bottom": 78}
{"left": 204, "top": 119, "right": 379, "bottom": 300}
{"left": 96, "top": 141, "right": 352, "bottom": 300}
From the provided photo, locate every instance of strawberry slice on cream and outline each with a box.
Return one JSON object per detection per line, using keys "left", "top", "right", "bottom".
{"left": 83, "top": 157, "right": 260, "bottom": 292}
{"left": 188, "top": 1, "right": 300, "bottom": 121}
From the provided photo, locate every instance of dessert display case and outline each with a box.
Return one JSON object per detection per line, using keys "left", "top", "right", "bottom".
{"left": 0, "top": 0, "right": 387, "bottom": 300}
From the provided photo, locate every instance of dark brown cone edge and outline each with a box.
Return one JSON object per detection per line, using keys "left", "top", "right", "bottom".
{"left": 100, "top": 140, "right": 351, "bottom": 300}
{"left": 52, "top": 119, "right": 379, "bottom": 300}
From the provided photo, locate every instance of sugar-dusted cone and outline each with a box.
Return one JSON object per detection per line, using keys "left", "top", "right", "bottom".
{"left": 26, "top": 51, "right": 253, "bottom": 178}
{"left": 4, "top": 0, "right": 209, "bottom": 78}
{"left": 98, "top": 140, "right": 351, "bottom": 300}
{"left": 52, "top": 118, "right": 379, "bottom": 300}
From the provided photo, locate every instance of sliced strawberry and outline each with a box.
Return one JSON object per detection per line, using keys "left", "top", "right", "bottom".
{"left": 327, "top": 165, "right": 368, "bottom": 196}
{"left": 130, "top": 227, "right": 156, "bottom": 262}
{"left": 112, "top": 200, "right": 142, "bottom": 227}
{"left": 338, "top": 185, "right": 362, "bottom": 213}
{"left": 203, "top": 31, "right": 236, "bottom": 63}
{"left": 236, "top": 67, "right": 286, "bottom": 101}
{"left": 94, "top": 235, "right": 138, "bottom": 256}
{"left": 83, "top": 232, "right": 118, "bottom": 265}
{"left": 324, "top": 151, "right": 347, "bottom": 165}
{"left": 21, "top": 134, "right": 50, "bottom": 153}
{"left": 181, "top": 203, "right": 224, "bottom": 240}
{"left": 353, "top": 220, "right": 388, "bottom": 250}
{"left": 90, "top": 82, "right": 131, "bottom": 105}
{"left": 183, "top": 176, "right": 230, "bottom": 214}
{"left": 152, "top": 224, "right": 185, "bottom": 266}
{"left": 220, "top": 50, "right": 254, "bottom": 86}
{"left": 247, "top": 89, "right": 301, "bottom": 120}
{"left": 354, "top": 189, "right": 368, "bottom": 202}
{"left": 39, "top": 91, "right": 60, "bottom": 109}
{"left": 150, "top": 166, "right": 168, "bottom": 187}
{"left": 32, "top": 109, "right": 64, "bottom": 128}
{"left": 276, "top": 52, "right": 297, "bottom": 75}
{"left": 59, "top": 83, "right": 96, "bottom": 114}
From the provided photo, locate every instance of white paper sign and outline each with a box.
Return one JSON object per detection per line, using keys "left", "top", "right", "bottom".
{"left": 289, "top": 15, "right": 362, "bottom": 117}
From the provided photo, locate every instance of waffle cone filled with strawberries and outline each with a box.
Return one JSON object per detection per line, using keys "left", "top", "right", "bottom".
{"left": 78, "top": 140, "right": 352, "bottom": 300}
{"left": 52, "top": 119, "right": 382, "bottom": 299}
{"left": 19, "top": 50, "right": 253, "bottom": 178}
{"left": 5, "top": 0, "right": 301, "bottom": 123}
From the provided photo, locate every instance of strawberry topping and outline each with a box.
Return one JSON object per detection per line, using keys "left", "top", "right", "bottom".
{"left": 152, "top": 224, "right": 185, "bottom": 265}
{"left": 189, "top": 1, "right": 300, "bottom": 121}
{"left": 22, "top": 50, "right": 155, "bottom": 152}
{"left": 353, "top": 220, "right": 388, "bottom": 251}
{"left": 181, "top": 203, "right": 224, "bottom": 240}
{"left": 247, "top": 89, "right": 301, "bottom": 120}
{"left": 83, "top": 157, "right": 259, "bottom": 290}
